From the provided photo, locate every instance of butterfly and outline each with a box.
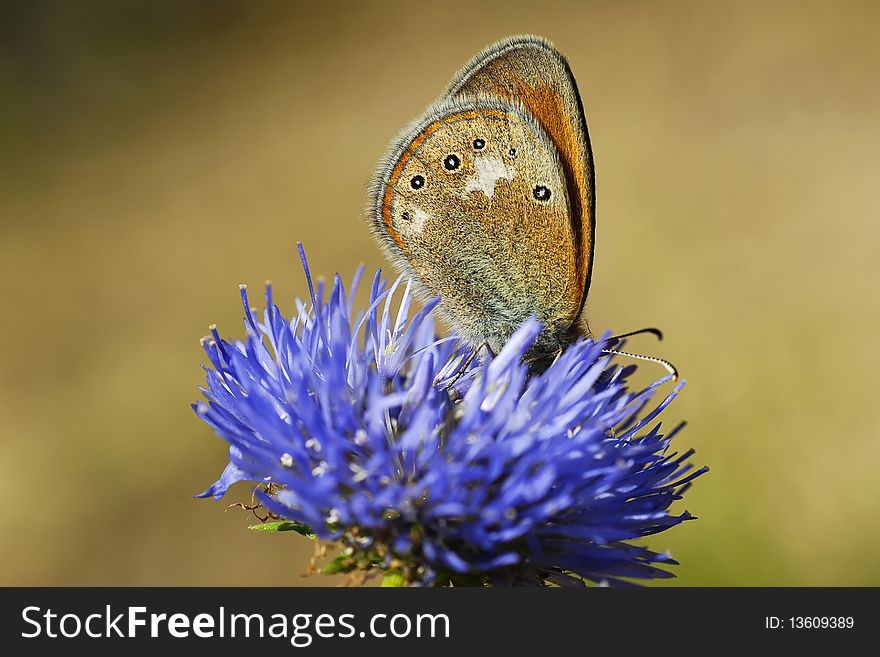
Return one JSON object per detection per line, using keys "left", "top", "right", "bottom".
{"left": 369, "top": 35, "right": 674, "bottom": 376}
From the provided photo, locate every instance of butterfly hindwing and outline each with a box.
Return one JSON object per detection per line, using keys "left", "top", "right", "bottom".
{"left": 370, "top": 95, "right": 581, "bottom": 353}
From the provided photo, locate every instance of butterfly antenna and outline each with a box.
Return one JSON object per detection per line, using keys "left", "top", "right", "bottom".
{"left": 601, "top": 348, "right": 679, "bottom": 381}
{"left": 604, "top": 327, "right": 664, "bottom": 346}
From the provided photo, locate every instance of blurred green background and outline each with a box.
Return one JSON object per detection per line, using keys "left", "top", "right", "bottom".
{"left": 1, "top": 0, "right": 877, "bottom": 586}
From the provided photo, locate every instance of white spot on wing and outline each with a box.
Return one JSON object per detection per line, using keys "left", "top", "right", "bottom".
{"left": 410, "top": 208, "right": 432, "bottom": 232}
{"left": 463, "top": 155, "right": 514, "bottom": 198}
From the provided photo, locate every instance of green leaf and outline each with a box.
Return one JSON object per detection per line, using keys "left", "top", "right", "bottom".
{"left": 381, "top": 571, "right": 406, "bottom": 587}
{"left": 248, "top": 521, "right": 315, "bottom": 538}
{"left": 322, "top": 555, "right": 351, "bottom": 575}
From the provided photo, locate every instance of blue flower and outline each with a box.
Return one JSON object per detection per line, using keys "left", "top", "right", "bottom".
{"left": 195, "top": 245, "right": 706, "bottom": 586}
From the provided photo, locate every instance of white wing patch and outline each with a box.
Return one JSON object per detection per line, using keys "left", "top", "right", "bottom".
{"left": 464, "top": 155, "right": 514, "bottom": 198}
{"left": 410, "top": 207, "right": 432, "bottom": 232}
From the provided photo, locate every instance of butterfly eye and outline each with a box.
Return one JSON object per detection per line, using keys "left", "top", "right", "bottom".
{"left": 533, "top": 185, "right": 551, "bottom": 201}
{"left": 410, "top": 175, "right": 425, "bottom": 189}
{"left": 443, "top": 154, "right": 461, "bottom": 171}
{"left": 473, "top": 138, "right": 485, "bottom": 150}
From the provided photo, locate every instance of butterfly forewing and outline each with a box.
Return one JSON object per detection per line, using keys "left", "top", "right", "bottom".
{"left": 444, "top": 35, "right": 596, "bottom": 328}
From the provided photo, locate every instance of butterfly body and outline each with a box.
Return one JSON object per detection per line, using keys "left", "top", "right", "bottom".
{"left": 369, "top": 35, "right": 595, "bottom": 357}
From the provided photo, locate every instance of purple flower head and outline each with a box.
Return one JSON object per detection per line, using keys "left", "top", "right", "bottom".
{"left": 194, "top": 245, "right": 706, "bottom": 586}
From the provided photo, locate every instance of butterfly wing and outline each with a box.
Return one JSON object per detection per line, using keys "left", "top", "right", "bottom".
{"left": 443, "top": 35, "right": 596, "bottom": 335}
{"left": 369, "top": 95, "right": 581, "bottom": 354}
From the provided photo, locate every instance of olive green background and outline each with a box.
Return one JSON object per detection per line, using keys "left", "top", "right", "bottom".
{"left": 1, "top": 1, "right": 877, "bottom": 585}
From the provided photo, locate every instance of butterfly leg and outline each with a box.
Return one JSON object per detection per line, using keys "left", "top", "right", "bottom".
{"left": 443, "top": 342, "right": 491, "bottom": 390}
